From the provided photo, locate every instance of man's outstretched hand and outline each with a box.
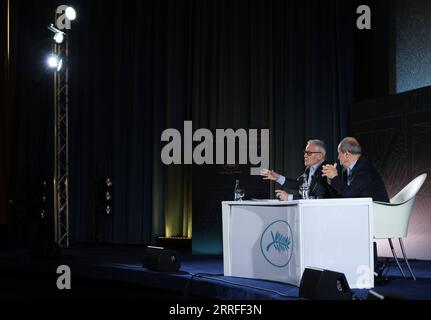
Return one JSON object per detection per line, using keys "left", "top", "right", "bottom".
{"left": 260, "top": 169, "right": 280, "bottom": 181}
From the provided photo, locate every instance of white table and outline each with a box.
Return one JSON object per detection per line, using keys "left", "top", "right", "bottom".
{"left": 222, "top": 198, "right": 374, "bottom": 289}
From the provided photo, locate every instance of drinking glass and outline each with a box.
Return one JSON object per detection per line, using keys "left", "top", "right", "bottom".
{"left": 236, "top": 188, "right": 245, "bottom": 201}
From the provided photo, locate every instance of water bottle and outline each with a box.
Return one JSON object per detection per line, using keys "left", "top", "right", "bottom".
{"left": 234, "top": 179, "right": 239, "bottom": 201}
{"left": 300, "top": 174, "right": 309, "bottom": 199}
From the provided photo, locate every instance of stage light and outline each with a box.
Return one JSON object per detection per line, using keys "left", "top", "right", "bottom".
{"left": 56, "top": 58, "right": 63, "bottom": 71}
{"left": 65, "top": 7, "right": 76, "bottom": 21}
{"left": 47, "top": 55, "right": 59, "bottom": 68}
{"left": 53, "top": 32, "right": 64, "bottom": 44}
{"left": 48, "top": 24, "right": 66, "bottom": 44}
{"left": 47, "top": 55, "right": 63, "bottom": 71}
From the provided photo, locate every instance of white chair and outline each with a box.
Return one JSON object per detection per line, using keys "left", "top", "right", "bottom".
{"left": 373, "top": 173, "right": 427, "bottom": 280}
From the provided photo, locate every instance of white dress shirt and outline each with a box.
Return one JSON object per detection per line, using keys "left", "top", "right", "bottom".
{"left": 276, "top": 160, "right": 324, "bottom": 200}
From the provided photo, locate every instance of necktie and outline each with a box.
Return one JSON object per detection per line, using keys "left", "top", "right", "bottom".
{"left": 308, "top": 167, "right": 314, "bottom": 185}
{"left": 347, "top": 168, "right": 353, "bottom": 186}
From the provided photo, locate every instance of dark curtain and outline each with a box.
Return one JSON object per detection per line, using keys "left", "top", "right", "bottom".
{"left": 0, "top": 0, "right": 8, "bottom": 225}
{"left": 7, "top": 0, "right": 56, "bottom": 246}
{"left": 7, "top": 0, "right": 353, "bottom": 245}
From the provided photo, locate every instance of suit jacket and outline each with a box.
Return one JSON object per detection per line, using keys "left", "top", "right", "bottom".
{"left": 283, "top": 161, "right": 332, "bottom": 199}
{"left": 328, "top": 156, "right": 389, "bottom": 202}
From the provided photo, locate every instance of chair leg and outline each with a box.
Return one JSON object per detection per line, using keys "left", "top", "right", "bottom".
{"left": 388, "top": 238, "right": 406, "bottom": 278}
{"left": 399, "top": 238, "right": 416, "bottom": 280}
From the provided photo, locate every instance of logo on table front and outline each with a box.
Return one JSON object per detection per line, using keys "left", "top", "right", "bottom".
{"left": 260, "top": 220, "right": 293, "bottom": 268}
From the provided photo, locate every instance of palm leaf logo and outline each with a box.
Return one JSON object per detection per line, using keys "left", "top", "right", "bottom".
{"left": 266, "top": 230, "right": 291, "bottom": 253}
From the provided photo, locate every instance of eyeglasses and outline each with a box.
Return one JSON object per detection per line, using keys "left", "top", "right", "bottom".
{"left": 304, "top": 151, "right": 322, "bottom": 156}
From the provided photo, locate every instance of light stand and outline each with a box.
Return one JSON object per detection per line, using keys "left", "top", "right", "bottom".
{"left": 48, "top": 6, "right": 76, "bottom": 248}
{"left": 53, "top": 33, "right": 69, "bottom": 247}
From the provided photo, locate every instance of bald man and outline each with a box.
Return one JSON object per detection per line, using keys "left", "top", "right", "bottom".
{"left": 322, "top": 137, "right": 389, "bottom": 202}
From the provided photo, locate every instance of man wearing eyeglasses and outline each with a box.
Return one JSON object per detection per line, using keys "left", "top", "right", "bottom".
{"left": 321, "top": 137, "right": 389, "bottom": 202}
{"left": 260, "top": 139, "right": 332, "bottom": 200}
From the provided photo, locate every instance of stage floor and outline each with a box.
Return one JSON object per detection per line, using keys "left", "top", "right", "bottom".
{"left": 0, "top": 245, "right": 430, "bottom": 300}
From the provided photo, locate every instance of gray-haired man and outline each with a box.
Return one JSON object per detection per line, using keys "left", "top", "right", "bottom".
{"left": 261, "top": 139, "right": 332, "bottom": 200}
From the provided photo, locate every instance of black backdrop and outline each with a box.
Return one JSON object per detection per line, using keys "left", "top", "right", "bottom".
{"left": 351, "top": 86, "right": 431, "bottom": 259}
{"left": 0, "top": 0, "right": 8, "bottom": 226}
{"left": 6, "top": 0, "right": 357, "bottom": 245}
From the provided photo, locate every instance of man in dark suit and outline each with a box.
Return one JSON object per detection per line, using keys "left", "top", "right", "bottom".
{"left": 322, "top": 137, "right": 389, "bottom": 202}
{"left": 261, "top": 139, "right": 332, "bottom": 200}
{"left": 323, "top": 137, "right": 390, "bottom": 278}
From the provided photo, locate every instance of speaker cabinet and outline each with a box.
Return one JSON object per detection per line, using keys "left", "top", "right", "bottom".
{"left": 142, "top": 246, "right": 181, "bottom": 272}
{"left": 299, "top": 268, "right": 352, "bottom": 300}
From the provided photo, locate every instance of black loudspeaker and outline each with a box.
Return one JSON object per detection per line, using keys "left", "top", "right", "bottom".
{"left": 142, "top": 246, "right": 181, "bottom": 272}
{"left": 367, "top": 290, "right": 407, "bottom": 300}
{"left": 97, "top": 177, "right": 113, "bottom": 216}
{"left": 299, "top": 268, "right": 353, "bottom": 300}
